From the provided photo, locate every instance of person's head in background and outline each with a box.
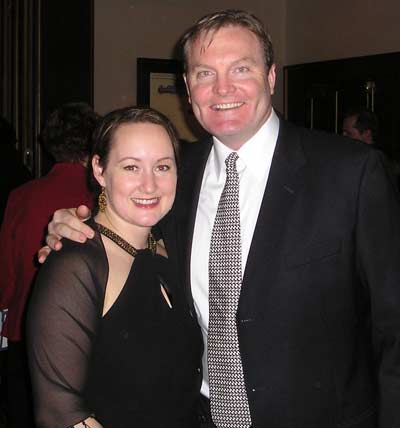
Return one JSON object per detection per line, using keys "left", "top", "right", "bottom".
{"left": 342, "top": 107, "right": 378, "bottom": 145}
{"left": 40, "top": 102, "right": 100, "bottom": 166}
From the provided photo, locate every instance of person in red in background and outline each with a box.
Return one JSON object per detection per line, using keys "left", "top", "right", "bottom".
{"left": 0, "top": 102, "right": 99, "bottom": 428}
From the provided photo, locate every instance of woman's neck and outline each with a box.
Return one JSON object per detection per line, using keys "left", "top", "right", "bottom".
{"left": 94, "top": 212, "right": 151, "bottom": 250}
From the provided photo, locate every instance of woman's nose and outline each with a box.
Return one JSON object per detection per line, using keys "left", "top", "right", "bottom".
{"left": 140, "top": 171, "right": 157, "bottom": 193}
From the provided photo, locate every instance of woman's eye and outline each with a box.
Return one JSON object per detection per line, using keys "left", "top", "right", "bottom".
{"left": 156, "top": 164, "right": 170, "bottom": 172}
{"left": 124, "top": 165, "right": 138, "bottom": 171}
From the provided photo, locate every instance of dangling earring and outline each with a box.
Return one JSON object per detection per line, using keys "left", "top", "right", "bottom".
{"left": 98, "top": 187, "right": 107, "bottom": 212}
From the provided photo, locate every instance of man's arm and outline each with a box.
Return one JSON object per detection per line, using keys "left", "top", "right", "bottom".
{"left": 38, "top": 205, "right": 94, "bottom": 263}
{"left": 357, "top": 150, "right": 400, "bottom": 427}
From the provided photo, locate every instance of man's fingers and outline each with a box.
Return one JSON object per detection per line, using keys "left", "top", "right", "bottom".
{"left": 76, "top": 205, "right": 92, "bottom": 221}
{"left": 45, "top": 233, "right": 64, "bottom": 251}
{"left": 51, "top": 209, "right": 94, "bottom": 240}
{"left": 40, "top": 206, "right": 94, "bottom": 263}
{"left": 49, "top": 208, "right": 75, "bottom": 234}
{"left": 37, "top": 245, "right": 51, "bottom": 264}
{"left": 52, "top": 223, "right": 91, "bottom": 243}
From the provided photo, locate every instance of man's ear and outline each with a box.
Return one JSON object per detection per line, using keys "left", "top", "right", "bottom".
{"left": 363, "top": 129, "right": 374, "bottom": 144}
{"left": 183, "top": 74, "right": 192, "bottom": 105}
{"left": 92, "top": 155, "right": 105, "bottom": 187}
{"left": 267, "top": 64, "right": 276, "bottom": 96}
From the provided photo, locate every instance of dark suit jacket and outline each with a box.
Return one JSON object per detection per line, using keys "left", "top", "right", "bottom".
{"left": 160, "top": 119, "right": 400, "bottom": 428}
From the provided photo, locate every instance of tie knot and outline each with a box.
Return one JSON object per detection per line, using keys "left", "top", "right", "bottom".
{"left": 225, "top": 152, "right": 239, "bottom": 175}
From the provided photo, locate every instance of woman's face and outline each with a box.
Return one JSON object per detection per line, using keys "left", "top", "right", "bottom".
{"left": 93, "top": 122, "right": 177, "bottom": 231}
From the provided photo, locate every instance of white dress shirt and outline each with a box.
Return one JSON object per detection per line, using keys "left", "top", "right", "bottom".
{"left": 190, "top": 110, "right": 280, "bottom": 396}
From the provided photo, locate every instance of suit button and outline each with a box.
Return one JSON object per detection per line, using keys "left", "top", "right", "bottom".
{"left": 250, "top": 385, "right": 265, "bottom": 393}
{"left": 313, "top": 381, "right": 322, "bottom": 389}
{"left": 239, "top": 318, "right": 255, "bottom": 323}
{"left": 120, "top": 330, "right": 129, "bottom": 339}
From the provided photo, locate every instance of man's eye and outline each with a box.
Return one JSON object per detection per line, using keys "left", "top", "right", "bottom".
{"left": 197, "top": 70, "right": 213, "bottom": 79}
{"left": 234, "top": 66, "right": 249, "bottom": 73}
{"left": 124, "top": 165, "right": 138, "bottom": 171}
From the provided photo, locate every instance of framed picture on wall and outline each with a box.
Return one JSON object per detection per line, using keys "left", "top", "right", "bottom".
{"left": 137, "top": 57, "right": 208, "bottom": 142}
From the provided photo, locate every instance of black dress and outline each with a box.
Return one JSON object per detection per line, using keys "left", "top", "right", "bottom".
{"left": 27, "top": 220, "right": 203, "bottom": 428}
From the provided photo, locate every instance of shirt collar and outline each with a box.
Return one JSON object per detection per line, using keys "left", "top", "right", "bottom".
{"left": 211, "top": 109, "right": 280, "bottom": 180}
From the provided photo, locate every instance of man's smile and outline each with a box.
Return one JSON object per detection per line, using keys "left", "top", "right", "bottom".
{"left": 211, "top": 102, "right": 244, "bottom": 111}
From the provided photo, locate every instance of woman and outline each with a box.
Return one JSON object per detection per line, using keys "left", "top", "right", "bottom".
{"left": 27, "top": 107, "right": 202, "bottom": 428}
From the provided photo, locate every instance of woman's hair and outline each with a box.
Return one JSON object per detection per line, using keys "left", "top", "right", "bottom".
{"left": 88, "top": 106, "right": 180, "bottom": 203}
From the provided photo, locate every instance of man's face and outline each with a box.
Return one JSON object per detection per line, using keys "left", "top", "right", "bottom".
{"left": 342, "top": 115, "right": 372, "bottom": 144}
{"left": 184, "top": 25, "right": 276, "bottom": 150}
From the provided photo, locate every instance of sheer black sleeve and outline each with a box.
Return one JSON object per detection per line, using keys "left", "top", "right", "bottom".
{"left": 27, "top": 233, "right": 107, "bottom": 428}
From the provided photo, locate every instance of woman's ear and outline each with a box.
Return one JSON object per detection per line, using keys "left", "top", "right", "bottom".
{"left": 92, "top": 155, "right": 105, "bottom": 187}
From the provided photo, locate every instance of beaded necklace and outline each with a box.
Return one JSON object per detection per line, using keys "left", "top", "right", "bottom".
{"left": 96, "top": 222, "right": 157, "bottom": 256}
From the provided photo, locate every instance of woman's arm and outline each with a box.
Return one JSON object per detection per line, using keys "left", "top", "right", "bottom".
{"left": 28, "top": 241, "right": 104, "bottom": 428}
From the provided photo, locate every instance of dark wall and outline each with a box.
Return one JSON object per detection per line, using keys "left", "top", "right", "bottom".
{"left": 40, "top": 0, "right": 94, "bottom": 175}
{"left": 284, "top": 52, "right": 400, "bottom": 163}
{"left": 0, "top": 0, "right": 94, "bottom": 177}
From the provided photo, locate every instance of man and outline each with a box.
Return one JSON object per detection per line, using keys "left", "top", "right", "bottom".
{"left": 42, "top": 10, "right": 400, "bottom": 428}
{"left": 342, "top": 108, "right": 400, "bottom": 190}
{"left": 342, "top": 107, "right": 379, "bottom": 145}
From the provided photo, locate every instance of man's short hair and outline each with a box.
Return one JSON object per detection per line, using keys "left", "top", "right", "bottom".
{"left": 344, "top": 107, "right": 379, "bottom": 141}
{"left": 179, "top": 9, "right": 274, "bottom": 72}
{"left": 40, "top": 102, "right": 100, "bottom": 163}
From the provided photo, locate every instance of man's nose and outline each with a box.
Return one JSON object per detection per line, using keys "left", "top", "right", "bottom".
{"left": 213, "top": 74, "right": 235, "bottom": 96}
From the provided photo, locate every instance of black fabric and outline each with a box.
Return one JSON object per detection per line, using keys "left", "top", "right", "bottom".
{"left": 197, "top": 395, "right": 216, "bottom": 427}
{"left": 27, "top": 219, "right": 202, "bottom": 428}
{"left": 6, "top": 340, "right": 35, "bottom": 428}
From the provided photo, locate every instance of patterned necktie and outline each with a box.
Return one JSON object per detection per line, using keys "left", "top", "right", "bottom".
{"left": 208, "top": 152, "right": 252, "bottom": 428}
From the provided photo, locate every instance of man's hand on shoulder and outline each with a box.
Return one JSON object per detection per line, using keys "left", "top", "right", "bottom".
{"left": 38, "top": 205, "right": 94, "bottom": 264}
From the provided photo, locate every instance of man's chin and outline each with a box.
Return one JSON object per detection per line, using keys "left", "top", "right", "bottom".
{"left": 209, "top": 123, "right": 245, "bottom": 139}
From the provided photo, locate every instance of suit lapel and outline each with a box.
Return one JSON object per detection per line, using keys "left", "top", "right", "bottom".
{"left": 239, "top": 120, "right": 307, "bottom": 316}
{"left": 175, "top": 122, "right": 307, "bottom": 314}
